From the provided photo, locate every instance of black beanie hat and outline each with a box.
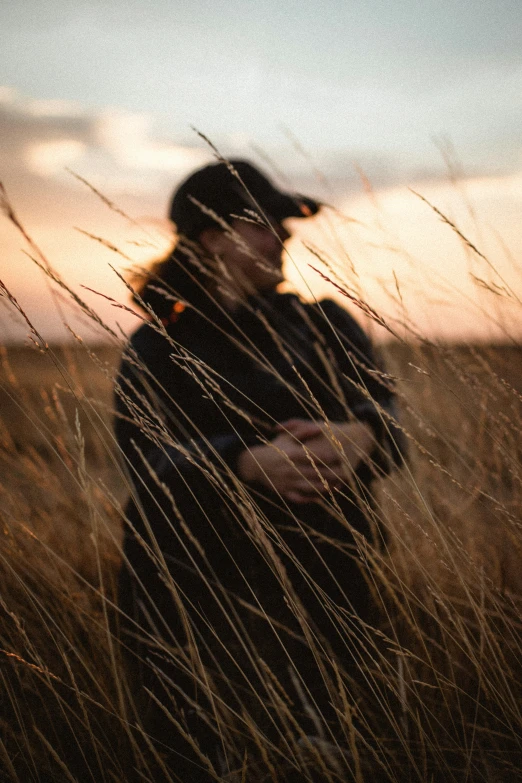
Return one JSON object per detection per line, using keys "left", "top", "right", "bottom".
{"left": 169, "top": 159, "right": 320, "bottom": 239}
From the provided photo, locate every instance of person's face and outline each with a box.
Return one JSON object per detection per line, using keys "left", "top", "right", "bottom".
{"left": 201, "top": 218, "right": 291, "bottom": 297}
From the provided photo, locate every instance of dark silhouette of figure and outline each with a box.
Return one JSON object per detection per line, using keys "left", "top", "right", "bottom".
{"left": 114, "top": 160, "right": 403, "bottom": 781}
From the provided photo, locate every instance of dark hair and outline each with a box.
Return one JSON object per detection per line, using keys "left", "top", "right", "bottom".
{"left": 132, "top": 239, "right": 219, "bottom": 319}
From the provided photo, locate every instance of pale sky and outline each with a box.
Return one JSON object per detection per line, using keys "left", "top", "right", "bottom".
{"left": 1, "top": 0, "right": 522, "bottom": 343}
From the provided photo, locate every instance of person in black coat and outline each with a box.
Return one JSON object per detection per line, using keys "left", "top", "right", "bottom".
{"left": 114, "top": 160, "right": 403, "bottom": 780}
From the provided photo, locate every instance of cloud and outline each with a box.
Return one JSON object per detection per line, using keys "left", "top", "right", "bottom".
{"left": 3, "top": 74, "right": 521, "bottom": 217}
{"left": 0, "top": 89, "right": 96, "bottom": 178}
{"left": 25, "top": 139, "right": 87, "bottom": 176}
{"left": 265, "top": 60, "right": 522, "bottom": 193}
{"left": 0, "top": 85, "right": 17, "bottom": 103}
{"left": 25, "top": 98, "right": 85, "bottom": 117}
{"left": 2, "top": 84, "right": 521, "bottom": 246}
{"left": 94, "top": 109, "right": 209, "bottom": 172}
{"left": 0, "top": 88, "right": 209, "bottom": 190}
{"left": 0, "top": 85, "right": 441, "bottom": 207}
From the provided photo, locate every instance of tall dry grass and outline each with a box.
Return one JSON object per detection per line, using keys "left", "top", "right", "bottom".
{"left": 1, "top": 180, "right": 522, "bottom": 782}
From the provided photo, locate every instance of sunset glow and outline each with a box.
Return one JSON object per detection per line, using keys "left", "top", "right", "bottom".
{"left": 3, "top": 167, "right": 521, "bottom": 345}
{"left": 2, "top": 0, "right": 521, "bottom": 344}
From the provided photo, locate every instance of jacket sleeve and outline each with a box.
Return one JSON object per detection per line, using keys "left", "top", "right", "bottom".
{"left": 310, "top": 299, "right": 406, "bottom": 469}
{"left": 114, "top": 325, "right": 266, "bottom": 558}
{"left": 114, "top": 325, "right": 259, "bottom": 494}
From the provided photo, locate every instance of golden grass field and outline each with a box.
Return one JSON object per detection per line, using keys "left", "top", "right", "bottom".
{"left": 1, "top": 334, "right": 522, "bottom": 782}
{"left": 2, "top": 129, "right": 522, "bottom": 783}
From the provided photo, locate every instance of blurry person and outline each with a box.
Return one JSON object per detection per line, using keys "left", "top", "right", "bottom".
{"left": 114, "top": 159, "right": 403, "bottom": 781}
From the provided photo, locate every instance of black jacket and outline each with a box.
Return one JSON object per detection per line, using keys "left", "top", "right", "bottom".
{"left": 115, "top": 291, "right": 403, "bottom": 649}
{"left": 116, "top": 291, "right": 400, "bottom": 485}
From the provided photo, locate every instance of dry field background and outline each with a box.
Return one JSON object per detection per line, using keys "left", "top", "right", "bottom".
{"left": 1, "top": 334, "right": 522, "bottom": 782}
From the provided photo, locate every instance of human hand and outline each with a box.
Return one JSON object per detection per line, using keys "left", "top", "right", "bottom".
{"left": 278, "top": 418, "right": 375, "bottom": 478}
{"left": 237, "top": 423, "right": 343, "bottom": 504}
{"left": 237, "top": 419, "right": 374, "bottom": 504}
